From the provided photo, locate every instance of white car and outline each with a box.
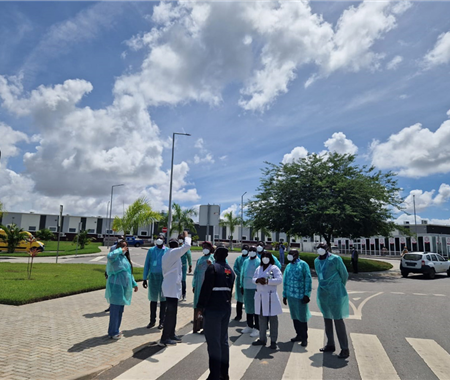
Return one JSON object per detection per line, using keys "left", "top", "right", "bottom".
{"left": 400, "top": 252, "right": 450, "bottom": 279}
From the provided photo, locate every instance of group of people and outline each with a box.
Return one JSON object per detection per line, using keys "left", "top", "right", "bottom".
{"left": 104, "top": 237, "right": 350, "bottom": 380}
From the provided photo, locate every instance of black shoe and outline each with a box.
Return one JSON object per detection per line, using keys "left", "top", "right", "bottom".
{"left": 252, "top": 340, "right": 266, "bottom": 346}
{"left": 320, "top": 345, "right": 335, "bottom": 352}
{"left": 104, "top": 307, "right": 110, "bottom": 312}
{"left": 158, "top": 339, "right": 177, "bottom": 347}
{"left": 157, "top": 324, "right": 164, "bottom": 330}
{"left": 338, "top": 349, "right": 350, "bottom": 359}
{"left": 147, "top": 322, "right": 156, "bottom": 329}
{"left": 234, "top": 316, "right": 242, "bottom": 321}
{"left": 301, "top": 341, "right": 308, "bottom": 347}
{"left": 171, "top": 335, "right": 182, "bottom": 342}
{"left": 269, "top": 342, "right": 277, "bottom": 350}
{"left": 290, "top": 336, "right": 302, "bottom": 342}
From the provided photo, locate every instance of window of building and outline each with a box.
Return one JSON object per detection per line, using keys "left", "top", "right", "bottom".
{"left": 242, "top": 235, "right": 247, "bottom": 240}
{"left": 49, "top": 226, "right": 57, "bottom": 232}
{"left": 87, "top": 229, "right": 95, "bottom": 233}
{"left": 291, "top": 238, "right": 296, "bottom": 243}
{"left": 68, "top": 228, "right": 76, "bottom": 233}
{"left": 28, "top": 226, "right": 36, "bottom": 231}
{"left": 106, "top": 229, "right": 113, "bottom": 234}
{"left": 140, "top": 231, "right": 148, "bottom": 236}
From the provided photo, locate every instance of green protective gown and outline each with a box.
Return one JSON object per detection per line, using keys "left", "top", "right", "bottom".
{"left": 241, "top": 257, "right": 261, "bottom": 314}
{"left": 181, "top": 249, "right": 192, "bottom": 282}
{"left": 143, "top": 246, "right": 169, "bottom": 302}
{"left": 193, "top": 254, "right": 215, "bottom": 308}
{"left": 233, "top": 255, "right": 248, "bottom": 302}
{"left": 283, "top": 259, "right": 312, "bottom": 322}
{"left": 105, "top": 248, "right": 137, "bottom": 306}
{"left": 314, "top": 254, "right": 349, "bottom": 320}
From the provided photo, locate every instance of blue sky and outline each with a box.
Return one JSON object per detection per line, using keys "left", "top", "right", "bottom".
{"left": 1, "top": 1, "right": 450, "bottom": 225}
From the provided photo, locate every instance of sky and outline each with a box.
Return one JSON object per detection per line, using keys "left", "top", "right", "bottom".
{"left": 0, "top": 1, "right": 450, "bottom": 226}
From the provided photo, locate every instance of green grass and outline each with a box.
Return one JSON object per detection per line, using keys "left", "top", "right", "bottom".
{"left": 270, "top": 251, "right": 393, "bottom": 272}
{"left": 0, "top": 241, "right": 102, "bottom": 257}
{"left": 0, "top": 263, "right": 144, "bottom": 305}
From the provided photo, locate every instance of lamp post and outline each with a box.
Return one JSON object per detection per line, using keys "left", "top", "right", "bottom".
{"left": 167, "top": 132, "right": 191, "bottom": 238}
{"left": 108, "top": 184, "right": 124, "bottom": 247}
{"left": 56, "top": 205, "right": 63, "bottom": 263}
{"left": 241, "top": 191, "right": 247, "bottom": 246}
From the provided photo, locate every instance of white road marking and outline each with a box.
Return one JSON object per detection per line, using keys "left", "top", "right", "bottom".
{"left": 90, "top": 256, "right": 104, "bottom": 262}
{"left": 353, "top": 297, "right": 361, "bottom": 301}
{"left": 407, "top": 338, "right": 450, "bottom": 380}
{"left": 351, "top": 333, "right": 400, "bottom": 380}
{"left": 391, "top": 292, "right": 404, "bottom": 294}
{"left": 413, "top": 293, "right": 427, "bottom": 296}
{"left": 114, "top": 331, "right": 204, "bottom": 380}
{"left": 282, "top": 328, "right": 323, "bottom": 380}
{"left": 433, "top": 294, "right": 446, "bottom": 297}
{"left": 349, "top": 292, "right": 383, "bottom": 320}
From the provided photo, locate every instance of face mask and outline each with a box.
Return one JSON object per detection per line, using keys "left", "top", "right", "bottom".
{"left": 317, "top": 248, "right": 326, "bottom": 256}
{"left": 262, "top": 257, "right": 270, "bottom": 265}
{"left": 249, "top": 251, "right": 257, "bottom": 258}
{"left": 156, "top": 239, "right": 163, "bottom": 246}
{"left": 257, "top": 246, "right": 263, "bottom": 252}
{"left": 178, "top": 239, "right": 184, "bottom": 244}
{"left": 287, "top": 254, "right": 294, "bottom": 262}
{"left": 203, "top": 249, "right": 210, "bottom": 255}
{"left": 242, "top": 250, "right": 248, "bottom": 256}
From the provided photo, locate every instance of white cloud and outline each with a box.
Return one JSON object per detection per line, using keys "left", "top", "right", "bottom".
{"left": 433, "top": 184, "right": 450, "bottom": 205}
{"left": 220, "top": 203, "right": 239, "bottom": 218}
{"left": 370, "top": 112, "right": 450, "bottom": 177}
{"left": 192, "top": 137, "right": 215, "bottom": 165}
{"left": 194, "top": 153, "right": 214, "bottom": 164}
{"left": 282, "top": 146, "right": 308, "bottom": 164}
{"left": 423, "top": 31, "right": 450, "bottom": 68}
{"left": 400, "top": 184, "right": 450, "bottom": 216}
{"left": 395, "top": 213, "right": 450, "bottom": 227}
{"left": 324, "top": 132, "right": 358, "bottom": 155}
{"left": 386, "top": 55, "right": 403, "bottom": 70}
{"left": 194, "top": 138, "right": 204, "bottom": 149}
{"left": 0, "top": 123, "right": 29, "bottom": 160}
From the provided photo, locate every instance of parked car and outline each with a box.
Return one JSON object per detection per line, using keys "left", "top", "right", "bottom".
{"left": 125, "top": 236, "right": 145, "bottom": 247}
{"left": 400, "top": 252, "right": 450, "bottom": 279}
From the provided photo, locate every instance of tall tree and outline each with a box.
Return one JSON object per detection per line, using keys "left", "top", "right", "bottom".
{"left": 0, "top": 201, "right": 4, "bottom": 219}
{"left": 247, "top": 153, "right": 402, "bottom": 247}
{"left": 112, "top": 197, "right": 161, "bottom": 236}
{"left": 159, "top": 203, "right": 198, "bottom": 235}
{"left": 0, "top": 224, "right": 30, "bottom": 253}
{"left": 220, "top": 212, "right": 242, "bottom": 249}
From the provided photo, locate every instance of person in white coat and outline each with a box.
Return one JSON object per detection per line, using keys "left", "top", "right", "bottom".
{"left": 252, "top": 251, "right": 283, "bottom": 349}
{"left": 159, "top": 231, "right": 191, "bottom": 347}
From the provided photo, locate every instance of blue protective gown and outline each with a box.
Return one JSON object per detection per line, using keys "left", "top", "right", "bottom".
{"left": 105, "top": 248, "right": 137, "bottom": 306}
{"left": 283, "top": 259, "right": 312, "bottom": 322}
{"left": 181, "top": 249, "right": 192, "bottom": 282}
{"left": 193, "top": 254, "right": 215, "bottom": 308}
{"left": 241, "top": 257, "right": 261, "bottom": 314}
{"left": 314, "top": 254, "right": 349, "bottom": 320}
{"left": 233, "top": 254, "right": 248, "bottom": 303}
{"left": 143, "top": 245, "right": 169, "bottom": 302}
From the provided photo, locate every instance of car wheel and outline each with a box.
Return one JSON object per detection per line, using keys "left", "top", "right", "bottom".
{"left": 401, "top": 271, "right": 409, "bottom": 278}
{"left": 135, "top": 243, "right": 140, "bottom": 247}
{"left": 428, "top": 268, "right": 436, "bottom": 279}
{"left": 447, "top": 269, "right": 450, "bottom": 277}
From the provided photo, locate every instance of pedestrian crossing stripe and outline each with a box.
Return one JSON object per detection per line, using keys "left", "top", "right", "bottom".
{"left": 90, "top": 256, "right": 104, "bottom": 262}
{"left": 113, "top": 329, "right": 450, "bottom": 380}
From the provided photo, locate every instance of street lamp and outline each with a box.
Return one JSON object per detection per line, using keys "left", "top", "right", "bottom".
{"left": 108, "top": 184, "right": 124, "bottom": 247}
{"left": 167, "top": 132, "right": 191, "bottom": 238}
{"left": 241, "top": 191, "right": 247, "bottom": 246}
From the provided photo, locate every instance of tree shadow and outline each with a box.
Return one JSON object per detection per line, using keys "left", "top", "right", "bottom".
{"left": 68, "top": 335, "right": 116, "bottom": 352}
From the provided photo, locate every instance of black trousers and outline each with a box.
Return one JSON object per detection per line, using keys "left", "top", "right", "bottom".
{"left": 182, "top": 280, "right": 187, "bottom": 298}
{"left": 161, "top": 297, "right": 178, "bottom": 341}
{"left": 293, "top": 319, "right": 308, "bottom": 341}
{"left": 351, "top": 259, "right": 358, "bottom": 273}
{"left": 246, "top": 313, "right": 259, "bottom": 330}
{"left": 150, "top": 301, "right": 166, "bottom": 324}
{"left": 203, "top": 307, "right": 231, "bottom": 380}
{"left": 324, "top": 318, "right": 348, "bottom": 350}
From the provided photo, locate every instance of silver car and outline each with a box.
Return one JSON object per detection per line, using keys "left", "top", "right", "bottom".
{"left": 400, "top": 252, "right": 450, "bottom": 279}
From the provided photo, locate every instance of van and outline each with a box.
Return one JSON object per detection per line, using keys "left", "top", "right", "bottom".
{"left": 0, "top": 228, "right": 45, "bottom": 253}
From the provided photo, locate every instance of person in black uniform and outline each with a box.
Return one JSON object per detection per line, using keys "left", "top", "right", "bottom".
{"left": 197, "top": 245, "right": 235, "bottom": 380}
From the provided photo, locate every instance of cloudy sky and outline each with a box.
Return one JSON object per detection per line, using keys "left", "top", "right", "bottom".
{"left": 1, "top": 1, "right": 450, "bottom": 225}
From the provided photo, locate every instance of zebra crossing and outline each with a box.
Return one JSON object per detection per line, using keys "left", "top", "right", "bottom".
{"left": 112, "top": 324, "right": 450, "bottom": 380}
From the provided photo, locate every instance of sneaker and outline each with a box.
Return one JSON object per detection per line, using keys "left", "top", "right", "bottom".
{"left": 269, "top": 342, "right": 277, "bottom": 350}
{"left": 251, "top": 339, "right": 266, "bottom": 346}
{"left": 111, "top": 334, "right": 121, "bottom": 340}
{"left": 158, "top": 339, "right": 177, "bottom": 347}
{"left": 158, "top": 324, "right": 164, "bottom": 330}
{"left": 147, "top": 322, "right": 156, "bottom": 329}
{"left": 241, "top": 326, "right": 253, "bottom": 334}
{"left": 171, "top": 335, "right": 182, "bottom": 342}
{"left": 250, "top": 329, "right": 259, "bottom": 337}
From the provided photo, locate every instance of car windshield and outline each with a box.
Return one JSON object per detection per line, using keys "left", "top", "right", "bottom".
{"left": 403, "top": 254, "right": 422, "bottom": 261}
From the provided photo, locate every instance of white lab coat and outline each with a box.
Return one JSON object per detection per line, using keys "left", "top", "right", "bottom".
{"left": 161, "top": 237, "right": 192, "bottom": 299}
{"left": 252, "top": 264, "right": 283, "bottom": 316}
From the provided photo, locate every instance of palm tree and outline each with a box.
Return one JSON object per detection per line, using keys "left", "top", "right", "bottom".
{"left": 112, "top": 197, "right": 161, "bottom": 236}
{"left": 0, "top": 224, "right": 29, "bottom": 253}
{"left": 220, "top": 212, "right": 242, "bottom": 250}
{"left": 160, "top": 203, "right": 198, "bottom": 235}
{"left": 0, "top": 201, "right": 4, "bottom": 219}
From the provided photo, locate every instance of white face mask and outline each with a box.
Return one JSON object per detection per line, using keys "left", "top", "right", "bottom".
{"left": 203, "top": 249, "right": 210, "bottom": 255}
{"left": 178, "top": 239, "right": 184, "bottom": 244}
{"left": 257, "top": 246, "right": 264, "bottom": 252}
{"left": 287, "top": 254, "right": 294, "bottom": 262}
{"left": 317, "top": 248, "right": 326, "bottom": 256}
{"left": 249, "top": 251, "right": 257, "bottom": 258}
{"left": 262, "top": 257, "right": 270, "bottom": 265}
{"left": 156, "top": 239, "right": 163, "bottom": 246}
{"left": 242, "top": 250, "right": 248, "bottom": 256}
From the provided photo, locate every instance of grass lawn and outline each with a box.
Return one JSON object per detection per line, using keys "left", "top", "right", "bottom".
{"left": 0, "top": 241, "right": 102, "bottom": 257}
{"left": 0, "top": 263, "right": 144, "bottom": 305}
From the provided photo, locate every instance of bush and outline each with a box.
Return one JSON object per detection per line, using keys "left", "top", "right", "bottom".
{"left": 36, "top": 228, "right": 55, "bottom": 241}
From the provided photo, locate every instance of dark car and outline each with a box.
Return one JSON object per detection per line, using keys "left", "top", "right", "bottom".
{"left": 125, "top": 236, "right": 145, "bottom": 247}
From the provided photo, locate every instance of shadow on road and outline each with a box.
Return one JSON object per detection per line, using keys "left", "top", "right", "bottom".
{"left": 83, "top": 311, "right": 109, "bottom": 319}
{"left": 68, "top": 335, "right": 116, "bottom": 352}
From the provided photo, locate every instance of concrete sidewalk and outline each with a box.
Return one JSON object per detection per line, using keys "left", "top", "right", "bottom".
{"left": 0, "top": 275, "right": 196, "bottom": 380}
